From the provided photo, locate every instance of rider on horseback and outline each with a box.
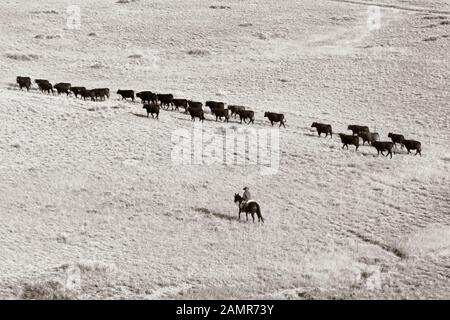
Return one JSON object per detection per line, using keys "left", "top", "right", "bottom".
{"left": 241, "top": 187, "right": 252, "bottom": 210}
{"left": 234, "top": 187, "right": 264, "bottom": 223}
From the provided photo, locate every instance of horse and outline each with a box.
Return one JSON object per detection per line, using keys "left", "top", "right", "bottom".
{"left": 234, "top": 193, "right": 264, "bottom": 223}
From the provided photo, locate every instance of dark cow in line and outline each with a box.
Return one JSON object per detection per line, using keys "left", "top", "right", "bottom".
{"left": 388, "top": 133, "right": 405, "bottom": 148}
{"left": 372, "top": 141, "right": 394, "bottom": 159}
{"left": 348, "top": 125, "right": 369, "bottom": 136}
{"left": 70, "top": 86, "right": 86, "bottom": 98}
{"left": 35, "top": 79, "right": 49, "bottom": 86}
{"left": 157, "top": 94, "right": 174, "bottom": 110}
{"left": 16, "top": 76, "right": 31, "bottom": 91}
{"left": 117, "top": 90, "right": 135, "bottom": 102}
{"left": 403, "top": 139, "right": 422, "bottom": 156}
{"left": 38, "top": 81, "right": 54, "bottom": 94}
{"left": 264, "top": 112, "right": 286, "bottom": 128}
{"left": 237, "top": 109, "right": 255, "bottom": 124}
{"left": 229, "top": 105, "right": 245, "bottom": 118}
{"left": 311, "top": 122, "right": 332, "bottom": 138}
{"left": 214, "top": 108, "right": 230, "bottom": 122}
{"left": 206, "top": 101, "right": 225, "bottom": 113}
{"left": 80, "top": 88, "right": 95, "bottom": 101}
{"left": 358, "top": 131, "right": 380, "bottom": 145}
{"left": 188, "top": 107, "right": 205, "bottom": 122}
{"left": 137, "top": 91, "right": 157, "bottom": 104}
{"left": 206, "top": 101, "right": 229, "bottom": 121}
{"left": 188, "top": 101, "right": 203, "bottom": 109}
{"left": 339, "top": 133, "right": 360, "bottom": 151}
{"left": 173, "top": 99, "right": 188, "bottom": 112}
{"left": 35, "top": 79, "right": 52, "bottom": 93}
{"left": 54, "top": 83, "right": 71, "bottom": 95}
{"left": 92, "top": 88, "right": 110, "bottom": 101}
{"left": 143, "top": 103, "right": 160, "bottom": 119}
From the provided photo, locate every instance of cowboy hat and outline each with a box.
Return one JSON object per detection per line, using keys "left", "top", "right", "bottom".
{"left": 243, "top": 187, "right": 249, "bottom": 190}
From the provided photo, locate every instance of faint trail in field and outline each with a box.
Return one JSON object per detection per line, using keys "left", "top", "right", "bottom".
{"left": 346, "top": 229, "right": 406, "bottom": 258}
{"left": 327, "top": 0, "right": 450, "bottom": 15}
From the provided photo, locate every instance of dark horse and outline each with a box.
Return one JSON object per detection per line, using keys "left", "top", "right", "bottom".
{"left": 234, "top": 194, "right": 264, "bottom": 223}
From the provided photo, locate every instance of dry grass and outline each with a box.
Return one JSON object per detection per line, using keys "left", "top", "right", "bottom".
{"left": 187, "top": 49, "right": 211, "bottom": 56}
{"left": 389, "top": 225, "right": 450, "bottom": 258}
{"left": 5, "top": 53, "right": 39, "bottom": 61}
{"left": 21, "top": 280, "right": 76, "bottom": 300}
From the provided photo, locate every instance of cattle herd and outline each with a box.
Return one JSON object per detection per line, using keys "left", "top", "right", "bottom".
{"left": 15, "top": 76, "right": 286, "bottom": 126}
{"left": 311, "top": 122, "right": 422, "bottom": 158}
{"left": 16, "top": 76, "right": 422, "bottom": 158}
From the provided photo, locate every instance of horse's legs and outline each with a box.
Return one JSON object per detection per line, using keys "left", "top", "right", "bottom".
{"left": 246, "top": 212, "right": 248, "bottom": 221}
{"left": 251, "top": 213, "right": 255, "bottom": 223}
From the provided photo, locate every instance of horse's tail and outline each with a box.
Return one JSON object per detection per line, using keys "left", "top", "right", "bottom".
{"left": 256, "top": 203, "right": 264, "bottom": 223}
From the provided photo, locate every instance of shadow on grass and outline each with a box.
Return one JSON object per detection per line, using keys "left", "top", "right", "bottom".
{"left": 194, "top": 207, "right": 247, "bottom": 223}
{"left": 129, "top": 112, "right": 157, "bottom": 119}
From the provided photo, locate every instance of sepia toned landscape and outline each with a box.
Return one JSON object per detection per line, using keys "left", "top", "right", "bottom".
{"left": 0, "top": 0, "right": 449, "bottom": 299}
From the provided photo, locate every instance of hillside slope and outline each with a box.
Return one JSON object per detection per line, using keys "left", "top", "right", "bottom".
{"left": 0, "top": 0, "right": 449, "bottom": 299}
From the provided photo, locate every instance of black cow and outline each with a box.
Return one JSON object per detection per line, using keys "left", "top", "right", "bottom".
{"left": 229, "top": 105, "right": 245, "bottom": 118}
{"left": 311, "top": 122, "right": 332, "bottom": 138}
{"left": 38, "top": 81, "right": 54, "bottom": 94}
{"left": 206, "top": 101, "right": 225, "bottom": 112}
{"left": 188, "top": 107, "right": 205, "bottom": 122}
{"left": 237, "top": 109, "right": 255, "bottom": 124}
{"left": 137, "top": 91, "right": 157, "bottom": 104}
{"left": 35, "top": 79, "right": 50, "bottom": 92}
{"left": 358, "top": 131, "right": 379, "bottom": 145}
{"left": 16, "top": 76, "right": 31, "bottom": 91}
{"left": 264, "top": 112, "right": 286, "bottom": 128}
{"left": 188, "top": 101, "right": 203, "bottom": 109}
{"left": 388, "top": 133, "right": 405, "bottom": 148}
{"left": 143, "top": 103, "right": 160, "bottom": 119}
{"left": 117, "top": 90, "right": 135, "bottom": 102}
{"left": 403, "top": 139, "right": 422, "bottom": 156}
{"left": 214, "top": 108, "right": 230, "bottom": 122}
{"left": 70, "top": 86, "right": 86, "bottom": 98}
{"left": 157, "top": 94, "right": 174, "bottom": 110}
{"left": 173, "top": 99, "right": 188, "bottom": 112}
{"left": 372, "top": 141, "right": 394, "bottom": 159}
{"left": 348, "top": 125, "right": 369, "bottom": 136}
{"left": 206, "top": 102, "right": 227, "bottom": 119}
{"left": 54, "top": 83, "right": 71, "bottom": 95}
{"left": 92, "top": 88, "right": 110, "bottom": 101}
{"left": 80, "top": 89, "right": 95, "bottom": 101}
{"left": 339, "top": 133, "right": 360, "bottom": 151}
{"left": 35, "top": 79, "right": 49, "bottom": 86}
